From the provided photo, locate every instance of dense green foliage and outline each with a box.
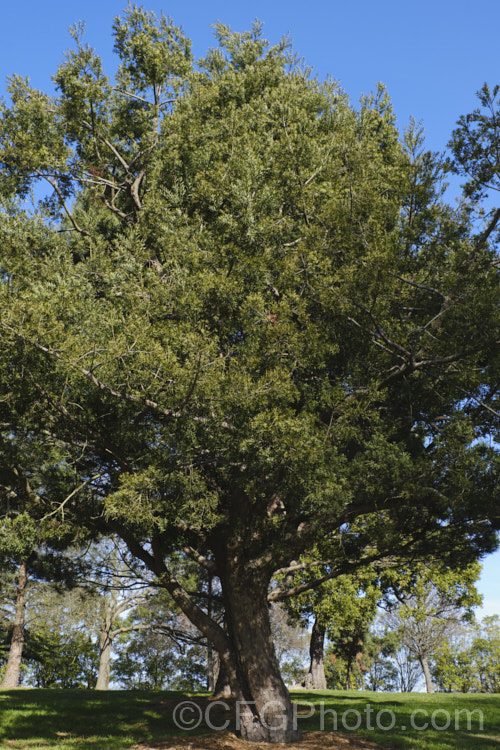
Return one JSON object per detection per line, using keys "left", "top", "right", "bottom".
{"left": 1, "top": 8, "right": 498, "bottom": 572}
{"left": 433, "top": 615, "right": 500, "bottom": 693}
{"left": 1, "top": 6, "right": 500, "bottom": 740}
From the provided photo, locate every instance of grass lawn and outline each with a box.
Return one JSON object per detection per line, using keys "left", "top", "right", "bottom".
{"left": 293, "top": 690, "right": 500, "bottom": 749}
{"left": 0, "top": 689, "right": 186, "bottom": 750}
{"left": 0, "top": 689, "right": 498, "bottom": 749}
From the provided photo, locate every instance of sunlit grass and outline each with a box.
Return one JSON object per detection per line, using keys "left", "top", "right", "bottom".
{"left": 0, "top": 689, "right": 498, "bottom": 749}
{"left": 0, "top": 689, "right": 186, "bottom": 749}
{"left": 292, "top": 690, "right": 500, "bottom": 749}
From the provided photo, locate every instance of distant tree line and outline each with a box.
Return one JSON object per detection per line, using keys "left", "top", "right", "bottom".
{"left": 2, "top": 549, "right": 498, "bottom": 694}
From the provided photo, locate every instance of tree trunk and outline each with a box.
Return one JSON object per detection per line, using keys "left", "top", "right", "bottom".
{"left": 1, "top": 561, "right": 28, "bottom": 689}
{"left": 213, "top": 657, "right": 232, "bottom": 698}
{"left": 95, "top": 634, "right": 113, "bottom": 690}
{"left": 118, "top": 531, "right": 299, "bottom": 742}
{"left": 219, "top": 562, "right": 300, "bottom": 743}
{"left": 420, "top": 655, "right": 434, "bottom": 693}
{"left": 345, "top": 657, "right": 352, "bottom": 690}
{"left": 95, "top": 588, "right": 117, "bottom": 690}
{"left": 206, "top": 573, "right": 217, "bottom": 692}
{"left": 207, "top": 643, "right": 216, "bottom": 692}
{"left": 304, "top": 616, "right": 327, "bottom": 690}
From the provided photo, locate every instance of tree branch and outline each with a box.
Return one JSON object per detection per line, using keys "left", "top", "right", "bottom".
{"left": 2, "top": 324, "right": 233, "bottom": 430}
{"left": 114, "top": 526, "right": 230, "bottom": 656}
{"left": 41, "top": 473, "right": 103, "bottom": 521}
{"left": 183, "top": 546, "right": 217, "bottom": 574}
{"left": 476, "top": 206, "right": 500, "bottom": 247}
{"left": 35, "top": 170, "right": 91, "bottom": 237}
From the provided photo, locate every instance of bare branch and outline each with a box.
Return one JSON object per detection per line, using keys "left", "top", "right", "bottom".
{"left": 112, "top": 88, "right": 151, "bottom": 105}
{"left": 41, "top": 473, "right": 103, "bottom": 521}
{"left": 111, "top": 623, "right": 151, "bottom": 637}
{"left": 130, "top": 168, "right": 146, "bottom": 211}
{"left": 456, "top": 386, "right": 500, "bottom": 418}
{"left": 35, "top": 170, "right": 90, "bottom": 237}
{"left": 273, "top": 559, "right": 333, "bottom": 576}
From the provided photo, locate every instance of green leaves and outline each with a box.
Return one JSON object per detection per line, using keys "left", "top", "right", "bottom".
{"left": 0, "top": 78, "right": 69, "bottom": 200}
{"left": 113, "top": 5, "right": 192, "bottom": 93}
{"left": 0, "top": 10, "right": 499, "bottom": 608}
{"left": 433, "top": 615, "right": 500, "bottom": 693}
{"left": 53, "top": 23, "right": 111, "bottom": 145}
{"left": 448, "top": 83, "right": 500, "bottom": 202}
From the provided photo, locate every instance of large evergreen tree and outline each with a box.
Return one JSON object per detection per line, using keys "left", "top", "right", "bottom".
{"left": 1, "top": 8, "right": 500, "bottom": 741}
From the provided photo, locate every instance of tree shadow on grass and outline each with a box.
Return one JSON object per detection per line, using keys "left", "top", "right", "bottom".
{"left": 290, "top": 691, "right": 500, "bottom": 750}
{"left": 0, "top": 689, "right": 185, "bottom": 750}
{"left": 0, "top": 690, "right": 499, "bottom": 750}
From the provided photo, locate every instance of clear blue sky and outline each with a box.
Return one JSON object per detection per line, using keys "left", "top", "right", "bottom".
{"left": 1, "top": 0, "right": 499, "bottom": 617}
{"left": 2, "top": 0, "right": 500, "bottom": 152}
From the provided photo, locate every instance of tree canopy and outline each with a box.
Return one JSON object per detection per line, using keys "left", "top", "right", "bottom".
{"left": 1, "top": 6, "right": 500, "bottom": 742}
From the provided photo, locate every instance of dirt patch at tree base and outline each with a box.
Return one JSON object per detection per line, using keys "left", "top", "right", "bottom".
{"left": 133, "top": 730, "right": 391, "bottom": 750}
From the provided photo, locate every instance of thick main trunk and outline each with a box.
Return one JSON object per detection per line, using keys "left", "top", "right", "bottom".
{"left": 303, "top": 616, "right": 327, "bottom": 690}
{"left": 220, "top": 564, "right": 300, "bottom": 743}
{"left": 118, "top": 531, "right": 298, "bottom": 742}
{"left": 420, "top": 655, "right": 434, "bottom": 694}
{"left": 95, "top": 635, "right": 113, "bottom": 690}
{"left": 2, "top": 562, "right": 28, "bottom": 689}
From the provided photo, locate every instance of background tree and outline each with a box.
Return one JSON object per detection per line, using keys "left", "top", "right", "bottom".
{"left": 76, "top": 538, "right": 152, "bottom": 691}
{"left": 0, "top": 561, "right": 29, "bottom": 688}
{"left": 113, "top": 626, "right": 205, "bottom": 691}
{"left": 390, "top": 641, "right": 422, "bottom": 693}
{"left": 472, "top": 615, "right": 500, "bottom": 692}
{"left": 324, "top": 599, "right": 379, "bottom": 691}
{"left": 113, "top": 588, "right": 212, "bottom": 691}
{"left": 432, "top": 635, "right": 478, "bottom": 693}
{"left": 363, "top": 630, "right": 400, "bottom": 692}
{"left": 433, "top": 615, "right": 500, "bottom": 693}
{"left": 381, "top": 563, "right": 482, "bottom": 693}
{"left": 1, "top": 577, "right": 100, "bottom": 688}
{"left": 283, "top": 567, "right": 380, "bottom": 689}
{"left": 1, "top": 8, "right": 500, "bottom": 742}
{"left": 269, "top": 604, "right": 309, "bottom": 687}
